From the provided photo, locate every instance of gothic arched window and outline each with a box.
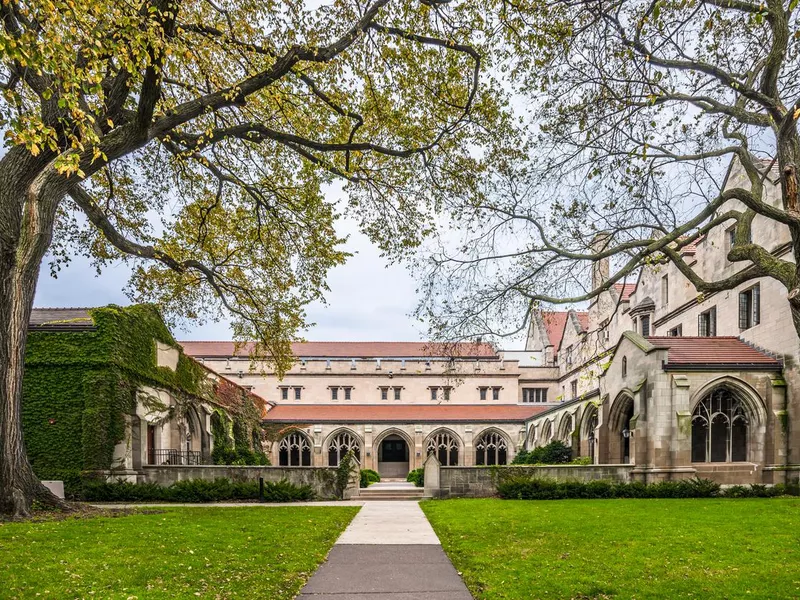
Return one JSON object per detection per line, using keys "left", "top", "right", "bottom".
{"left": 426, "top": 431, "right": 460, "bottom": 466}
{"left": 328, "top": 431, "right": 361, "bottom": 466}
{"left": 475, "top": 431, "right": 508, "bottom": 466}
{"left": 621, "top": 356, "right": 627, "bottom": 378}
{"left": 585, "top": 409, "right": 598, "bottom": 463}
{"left": 279, "top": 431, "right": 312, "bottom": 466}
{"left": 691, "top": 388, "right": 749, "bottom": 463}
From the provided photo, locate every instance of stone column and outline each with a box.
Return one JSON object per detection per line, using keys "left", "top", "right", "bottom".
{"left": 463, "top": 425, "right": 474, "bottom": 466}
{"left": 597, "top": 398, "right": 610, "bottom": 463}
{"left": 671, "top": 375, "right": 693, "bottom": 468}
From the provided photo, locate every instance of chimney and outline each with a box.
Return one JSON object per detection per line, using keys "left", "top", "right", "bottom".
{"left": 591, "top": 233, "right": 610, "bottom": 291}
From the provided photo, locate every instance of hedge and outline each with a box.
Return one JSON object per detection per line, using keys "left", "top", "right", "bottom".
{"left": 82, "top": 478, "right": 315, "bottom": 502}
{"left": 497, "top": 476, "right": 800, "bottom": 500}
{"left": 407, "top": 468, "right": 424, "bottom": 487}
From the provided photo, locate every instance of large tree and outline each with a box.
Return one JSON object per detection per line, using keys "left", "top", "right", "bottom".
{"left": 0, "top": 0, "right": 514, "bottom": 517}
{"left": 418, "top": 0, "right": 800, "bottom": 343}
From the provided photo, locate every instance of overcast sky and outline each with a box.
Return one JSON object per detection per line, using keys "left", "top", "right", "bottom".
{"left": 33, "top": 216, "right": 427, "bottom": 342}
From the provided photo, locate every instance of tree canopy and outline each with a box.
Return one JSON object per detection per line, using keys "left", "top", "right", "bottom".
{"left": 418, "top": 0, "right": 800, "bottom": 342}
{"left": 0, "top": 0, "right": 516, "bottom": 371}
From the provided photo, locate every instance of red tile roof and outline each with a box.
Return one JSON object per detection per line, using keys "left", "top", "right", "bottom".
{"left": 540, "top": 311, "right": 569, "bottom": 348}
{"left": 647, "top": 337, "right": 782, "bottom": 369}
{"left": 612, "top": 283, "right": 636, "bottom": 301}
{"left": 262, "top": 404, "right": 547, "bottom": 423}
{"left": 180, "top": 341, "right": 498, "bottom": 359}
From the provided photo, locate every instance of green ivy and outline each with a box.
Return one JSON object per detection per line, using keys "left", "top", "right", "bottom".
{"left": 22, "top": 304, "right": 262, "bottom": 493}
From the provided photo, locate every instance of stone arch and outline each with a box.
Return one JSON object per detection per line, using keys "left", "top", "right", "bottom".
{"left": 474, "top": 427, "right": 511, "bottom": 465}
{"left": 424, "top": 428, "right": 462, "bottom": 466}
{"left": 373, "top": 427, "right": 414, "bottom": 478}
{"left": 324, "top": 428, "right": 363, "bottom": 466}
{"left": 689, "top": 376, "right": 767, "bottom": 426}
{"left": 539, "top": 419, "right": 554, "bottom": 446}
{"left": 581, "top": 404, "right": 599, "bottom": 463}
{"left": 556, "top": 412, "right": 575, "bottom": 443}
{"left": 278, "top": 429, "right": 312, "bottom": 466}
{"left": 525, "top": 423, "right": 537, "bottom": 449}
{"left": 608, "top": 391, "right": 636, "bottom": 464}
{"left": 689, "top": 376, "right": 767, "bottom": 464}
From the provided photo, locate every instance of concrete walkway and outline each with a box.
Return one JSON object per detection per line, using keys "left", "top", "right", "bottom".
{"left": 296, "top": 501, "right": 473, "bottom": 599}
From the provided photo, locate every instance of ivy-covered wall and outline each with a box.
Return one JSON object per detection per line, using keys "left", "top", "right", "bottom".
{"left": 22, "top": 304, "right": 226, "bottom": 488}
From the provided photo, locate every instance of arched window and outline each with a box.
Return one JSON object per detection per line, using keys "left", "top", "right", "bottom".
{"left": 328, "top": 431, "right": 361, "bottom": 466}
{"left": 691, "top": 388, "right": 748, "bottom": 463}
{"left": 475, "top": 431, "right": 508, "bottom": 465}
{"left": 427, "top": 431, "right": 459, "bottom": 466}
{"left": 621, "top": 356, "right": 627, "bottom": 378}
{"left": 279, "top": 431, "right": 312, "bottom": 466}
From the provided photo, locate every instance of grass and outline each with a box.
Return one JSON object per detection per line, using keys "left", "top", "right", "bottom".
{"left": 422, "top": 498, "right": 800, "bottom": 599}
{"left": 0, "top": 506, "right": 359, "bottom": 599}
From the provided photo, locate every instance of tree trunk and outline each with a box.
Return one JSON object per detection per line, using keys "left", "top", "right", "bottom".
{"left": 0, "top": 165, "right": 70, "bottom": 518}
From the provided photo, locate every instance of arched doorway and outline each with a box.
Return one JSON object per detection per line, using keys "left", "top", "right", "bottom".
{"left": 376, "top": 432, "right": 411, "bottom": 478}
{"left": 608, "top": 393, "right": 635, "bottom": 464}
{"left": 582, "top": 406, "right": 598, "bottom": 464}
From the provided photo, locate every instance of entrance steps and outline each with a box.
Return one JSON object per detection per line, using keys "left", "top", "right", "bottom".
{"left": 358, "top": 481, "right": 425, "bottom": 501}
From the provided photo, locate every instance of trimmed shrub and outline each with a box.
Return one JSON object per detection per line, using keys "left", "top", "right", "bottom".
{"left": 82, "top": 477, "right": 313, "bottom": 502}
{"left": 497, "top": 477, "right": 731, "bottom": 500}
{"left": 511, "top": 441, "right": 573, "bottom": 465}
{"left": 360, "top": 469, "right": 381, "bottom": 488}
{"left": 407, "top": 468, "right": 424, "bottom": 487}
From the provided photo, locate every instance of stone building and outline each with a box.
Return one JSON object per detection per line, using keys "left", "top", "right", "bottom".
{"left": 521, "top": 158, "right": 799, "bottom": 484}
{"left": 180, "top": 341, "right": 560, "bottom": 476}
{"left": 179, "top": 157, "right": 800, "bottom": 485}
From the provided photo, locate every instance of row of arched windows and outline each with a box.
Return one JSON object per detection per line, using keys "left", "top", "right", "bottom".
{"left": 527, "top": 385, "right": 752, "bottom": 465}
{"left": 277, "top": 429, "right": 511, "bottom": 466}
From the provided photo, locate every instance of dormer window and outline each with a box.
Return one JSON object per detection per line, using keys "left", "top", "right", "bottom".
{"left": 640, "top": 315, "right": 651, "bottom": 338}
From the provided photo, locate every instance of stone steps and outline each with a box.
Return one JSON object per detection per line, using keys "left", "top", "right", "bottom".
{"left": 358, "top": 483, "right": 425, "bottom": 501}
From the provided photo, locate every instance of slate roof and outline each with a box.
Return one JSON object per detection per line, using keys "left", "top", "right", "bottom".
{"left": 180, "top": 341, "right": 498, "bottom": 359}
{"left": 29, "top": 308, "right": 94, "bottom": 328}
{"left": 647, "top": 336, "right": 782, "bottom": 370}
{"left": 262, "top": 404, "right": 547, "bottom": 423}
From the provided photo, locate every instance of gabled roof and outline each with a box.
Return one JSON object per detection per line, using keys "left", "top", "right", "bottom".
{"left": 262, "top": 404, "right": 547, "bottom": 423}
{"left": 556, "top": 310, "right": 590, "bottom": 351}
{"left": 575, "top": 312, "right": 590, "bottom": 332}
{"left": 612, "top": 283, "right": 636, "bottom": 301}
{"left": 539, "top": 311, "right": 569, "bottom": 348}
{"left": 180, "top": 341, "right": 498, "bottom": 359}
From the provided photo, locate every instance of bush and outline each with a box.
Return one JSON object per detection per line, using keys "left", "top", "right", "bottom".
{"left": 497, "top": 477, "right": 730, "bottom": 500}
{"left": 82, "top": 477, "right": 313, "bottom": 502}
{"left": 360, "top": 469, "right": 381, "bottom": 488}
{"left": 212, "top": 446, "right": 270, "bottom": 466}
{"left": 407, "top": 468, "right": 424, "bottom": 487}
{"left": 511, "top": 441, "right": 573, "bottom": 465}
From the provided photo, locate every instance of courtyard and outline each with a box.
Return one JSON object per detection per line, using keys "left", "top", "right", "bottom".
{"left": 2, "top": 498, "right": 800, "bottom": 599}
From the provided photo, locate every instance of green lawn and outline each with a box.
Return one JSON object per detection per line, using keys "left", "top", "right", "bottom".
{"left": 422, "top": 498, "right": 800, "bottom": 599}
{"left": 0, "top": 506, "right": 358, "bottom": 599}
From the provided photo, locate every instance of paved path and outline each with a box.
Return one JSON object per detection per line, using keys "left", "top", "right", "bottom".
{"left": 296, "top": 501, "right": 473, "bottom": 600}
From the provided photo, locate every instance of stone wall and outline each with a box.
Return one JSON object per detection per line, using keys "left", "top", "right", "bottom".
{"left": 429, "top": 464, "right": 633, "bottom": 498}
{"left": 141, "top": 465, "right": 353, "bottom": 499}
